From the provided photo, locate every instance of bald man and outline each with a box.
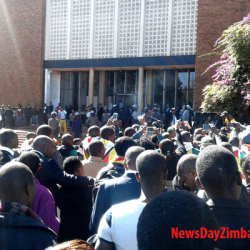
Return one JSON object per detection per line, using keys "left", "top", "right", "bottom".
{"left": 176, "top": 154, "right": 197, "bottom": 192}
{"left": 0, "top": 162, "right": 57, "bottom": 249}
{"left": 33, "top": 135, "right": 94, "bottom": 205}
{"left": 58, "top": 133, "right": 79, "bottom": 161}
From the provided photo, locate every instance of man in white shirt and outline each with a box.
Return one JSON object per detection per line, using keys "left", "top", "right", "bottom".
{"left": 132, "top": 104, "right": 141, "bottom": 124}
{"left": 95, "top": 150, "right": 167, "bottom": 250}
{"left": 58, "top": 106, "right": 67, "bottom": 136}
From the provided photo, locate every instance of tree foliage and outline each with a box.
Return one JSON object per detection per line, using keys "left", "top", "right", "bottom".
{"left": 201, "top": 14, "right": 250, "bottom": 117}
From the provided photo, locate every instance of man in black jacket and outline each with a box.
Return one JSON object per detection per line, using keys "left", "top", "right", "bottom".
{"left": 90, "top": 146, "right": 144, "bottom": 235}
{"left": 196, "top": 145, "right": 250, "bottom": 250}
{"left": 32, "top": 135, "right": 94, "bottom": 205}
{"left": 0, "top": 129, "right": 19, "bottom": 168}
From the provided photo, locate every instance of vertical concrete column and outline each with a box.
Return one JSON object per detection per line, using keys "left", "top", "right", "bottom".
{"left": 99, "top": 71, "right": 105, "bottom": 105}
{"left": 147, "top": 69, "right": 153, "bottom": 106}
{"left": 88, "top": 68, "right": 94, "bottom": 105}
{"left": 138, "top": 67, "right": 144, "bottom": 112}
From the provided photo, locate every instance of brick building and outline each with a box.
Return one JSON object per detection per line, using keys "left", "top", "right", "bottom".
{"left": 0, "top": 0, "right": 250, "bottom": 112}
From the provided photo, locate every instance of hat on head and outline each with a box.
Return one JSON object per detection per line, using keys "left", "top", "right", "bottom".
{"left": 104, "top": 106, "right": 108, "bottom": 110}
{"left": 186, "top": 105, "right": 191, "bottom": 110}
{"left": 51, "top": 111, "right": 57, "bottom": 116}
{"left": 90, "top": 110, "right": 95, "bottom": 114}
{"left": 113, "top": 104, "right": 117, "bottom": 107}
{"left": 75, "top": 112, "right": 80, "bottom": 116}
{"left": 242, "top": 131, "right": 250, "bottom": 144}
{"left": 167, "top": 126, "right": 175, "bottom": 134}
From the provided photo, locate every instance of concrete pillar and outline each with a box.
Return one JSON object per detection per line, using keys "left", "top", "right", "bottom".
{"left": 99, "top": 71, "right": 105, "bottom": 106}
{"left": 88, "top": 68, "right": 94, "bottom": 105}
{"left": 138, "top": 67, "right": 144, "bottom": 112}
{"left": 147, "top": 70, "right": 153, "bottom": 106}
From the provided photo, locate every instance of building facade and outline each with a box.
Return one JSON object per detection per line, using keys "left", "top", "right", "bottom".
{"left": 1, "top": 0, "right": 250, "bottom": 112}
{"left": 44, "top": 0, "right": 197, "bottom": 111}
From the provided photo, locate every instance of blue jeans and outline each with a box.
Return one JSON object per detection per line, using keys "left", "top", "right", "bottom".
{"left": 32, "top": 115, "right": 39, "bottom": 125}
{"left": 17, "top": 115, "right": 23, "bottom": 127}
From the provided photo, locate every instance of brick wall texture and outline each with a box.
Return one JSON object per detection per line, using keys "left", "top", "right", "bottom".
{"left": 194, "top": 0, "right": 250, "bottom": 111}
{"left": 0, "top": 0, "right": 45, "bottom": 108}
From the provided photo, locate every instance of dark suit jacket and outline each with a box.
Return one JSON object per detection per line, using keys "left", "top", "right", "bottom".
{"left": 0, "top": 149, "right": 15, "bottom": 168}
{"left": 208, "top": 198, "right": 250, "bottom": 250}
{"left": 34, "top": 151, "right": 94, "bottom": 204}
{"left": 90, "top": 170, "right": 141, "bottom": 235}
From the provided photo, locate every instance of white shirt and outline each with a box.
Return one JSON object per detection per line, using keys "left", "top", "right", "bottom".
{"left": 58, "top": 110, "right": 67, "bottom": 120}
{"left": 132, "top": 110, "right": 141, "bottom": 120}
{"left": 98, "top": 200, "right": 146, "bottom": 250}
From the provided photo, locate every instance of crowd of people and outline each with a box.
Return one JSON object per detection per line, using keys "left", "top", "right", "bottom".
{"left": 0, "top": 102, "right": 250, "bottom": 250}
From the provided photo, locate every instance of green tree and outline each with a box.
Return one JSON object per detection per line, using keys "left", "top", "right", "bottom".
{"left": 201, "top": 14, "right": 250, "bottom": 117}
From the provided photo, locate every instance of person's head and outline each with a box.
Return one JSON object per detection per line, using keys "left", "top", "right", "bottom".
{"left": 75, "top": 112, "right": 80, "bottom": 119}
{"left": 208, "top": 116, "right": 212, "bottom": 122}
{"left": 196, "top": 145, "right": 242, "bottom": 200}
{"left": 241, "top": 154, "right": 250, "bottom": 185}
{"left": 62, "top": 133, "right": 74, "bottom": 147}
{"left": 0, "top": 129, "right": 18, "bottom": 149}
{"left": 195, "top": 134, "right": 203, "bottom": 142}
{"left": 73, "top": 138, "right": 82, "bottom": 146}
{"left": 124, "top": 146, "right": 145, "bottom": 171}
{"left": 114, "top": 136, "right": 136, "bottom": 157}
{"left": 159, "top": 139, "right": 174, "bottom": 155}
{"left": 36, "top": 125, "right": 53, "bottom": 139}
{"left": 49, "top": 101, "right": 52, "bottom": 105}
{"left": 63, "top": 156, "right": 84, "bottom": 176}
{"left": 137, "top": 191, "right": 219, "bottom": 250}
{"left": 177, "top": 154, "right": 197, "bottom": 191}
{"left": 138, "top": 138, "right": 155, "bottom": 150}
{"left": 229, "top": 137, "right": 240, "bottom": 148}
{"left": 167, "top": 126, "right": 175, "bottom": 138}
{"left": 151, "top": 134, "right": 159, "bottom": 148}
{"left": 136, "top": 151, "right": 167, "bottom": 201}
{"left": 88, "top": 125, "right": 100, "bottom": 138}
{"left": 71, "top": 109, "right": 75, "bottom": 113}
{"left": 100, "top": 126, "right": 115, "bottom": 143}
{"left": 119, "top": 131, "right": 124, "bottom": 137}
{"left": 59, "top": 106, "right": 63, "bottom": 111}
{"left": 220, "top": 142, "right": 233, "bottom": 153}
{"left": 89, "top": 140, "right": 105, "bottom": 158}
{"left": 181, "top": 131, "right": 191, "bottom": 142}
{"left": 220, "top": 134, "right": 228, "bottom": 142}
{"left": 194, "top": 128, "right": 202, "bottom": 136}
{"left": 104, "top": 106, "right": 108, "bottom": 113}
{"left": 90, "top": 110, "right": 95, "bottom": 116}
{"left": 162, "top": 132, "right": 170, "bottom": 139}
{"left": 26, "top": 132, "right": 36, "bottom": 140}
{"left": 32, "top": 135, "right": 55, "bottom": 158}
{"left": 51, "top": 111, "right": 57, "bottom": 119}
{"left": 18, "top": 152, "right": 41, "bottom": 176}
{"left": 0, "top": 162, "right": 35, "bottom": 208}
{"left": 124, "top": 127, "right": 136, "bottom": 137}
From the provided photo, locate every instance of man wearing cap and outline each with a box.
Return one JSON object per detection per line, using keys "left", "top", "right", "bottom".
{"left": 72, "top": 112, "right": 82, "bottom": 139}
{"left": 110, "top": 104, "right": 118, "bottom": 116}
{"left": 151, "top": 107, "right": 161, "bottom": 120}
{"left": 132, "top": 105, "right": 141, "bottom": 124}
{"left": 58, "top": 106, "right": 67, "bottom": 136}
{"left": 48, "top": 112, "right": 60, "bottom": 140}
{"left": 86, "top": 110, "right": 99, "bottom": 127}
